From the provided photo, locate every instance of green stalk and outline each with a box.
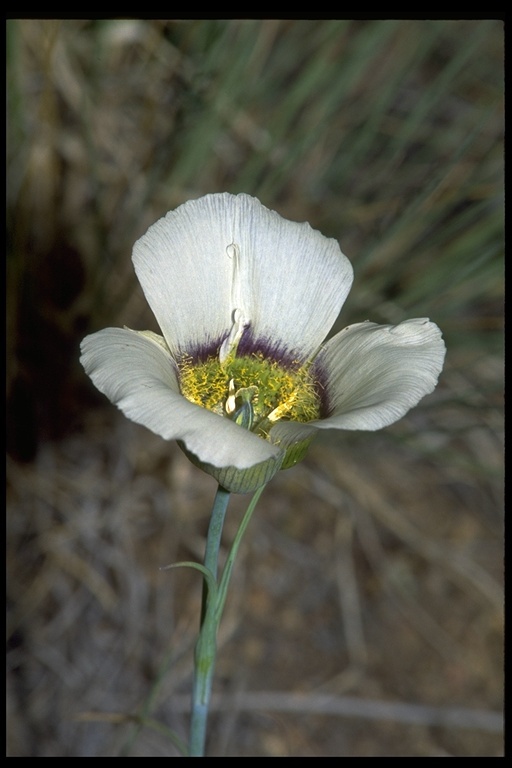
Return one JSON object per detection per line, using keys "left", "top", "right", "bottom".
{"left": 188, "top": 482, "right": 267, "bottom": 757}
{"left": 215, "top": 484, "right": 266, "bottom": 625}
{"left": 189, "top": 484, "right": 231, "bottom": 757}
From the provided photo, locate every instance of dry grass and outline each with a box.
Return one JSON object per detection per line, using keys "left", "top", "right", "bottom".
{"left": 7, "top": 19, "right": 503, "bottom": 756}
{"left": 6, "top": 413, "right": 503, "bottom": 756}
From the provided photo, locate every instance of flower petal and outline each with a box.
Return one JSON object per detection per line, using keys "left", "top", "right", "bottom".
{"left": 231, "top": 194, "right": 354, "bottom": 361}
{"left": 132, "top": 195, "right": 235, "bottom": 358}
{"left": 313, "top": 318, "right": 446, "bottom": 430}
{"left": 132, "top": 193, "right": 353, "bottom": 362}
{"left": 80, "top": 328, "right": 284, "bottom": 471}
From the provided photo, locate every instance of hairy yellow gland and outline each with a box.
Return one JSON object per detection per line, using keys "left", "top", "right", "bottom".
{"left": 178, "top": 352, "right": 321, "bottom": 437}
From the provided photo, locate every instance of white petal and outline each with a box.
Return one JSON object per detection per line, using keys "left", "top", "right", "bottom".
{"left": 80, "top": 327, "right": 283, "bottom": 469}
{"left": 132, "top": 195, "right": 235, "bottom": 358}
{"left": 132, "top": 193, "right": 353, "bottom": 362}
{"left": 231, "top": 194, "right": 353, "bottom": 361}
{"left": 313, "top": 319, "right": 446, "bottom": 430}
{"left": 267, "top": 420, "right": 319, "bottom": 448}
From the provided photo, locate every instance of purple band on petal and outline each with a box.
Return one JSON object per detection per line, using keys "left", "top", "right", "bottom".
{"left": 312, "top": 357, "right": 331, "bottom": 418}
{"left": 184, "top": 328, "right": 303, "bottom": 370}
{"left": 182, "top": 337, "right": 226, "bottom": 363}
{"left": 236, "top": 327, "right": 303, "bottom": 369}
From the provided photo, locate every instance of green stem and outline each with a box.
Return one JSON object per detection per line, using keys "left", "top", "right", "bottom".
{"left": 188, "top": 482, "right": 267, "bottom": 757}
{"left": 203, "top": 486, "right": 231, "bottom": 580}
{"left": 188, "top": 485, "right": 231, "bottom": 757}
{"left": 215, "top": 483, "right": 266, "bottom": 625}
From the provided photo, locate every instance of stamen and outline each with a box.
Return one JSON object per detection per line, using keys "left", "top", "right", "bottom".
{"left": 226, "top": 241, "right": 243, "bottom": 312}
{"left": 219, "top": 308, "right": 249, "bottom": 365}
{"left": 267, "top": 391, "right": 299, "bottom": 423}
{"left": 225, "top": 378, "right": 237, "bottom": 415}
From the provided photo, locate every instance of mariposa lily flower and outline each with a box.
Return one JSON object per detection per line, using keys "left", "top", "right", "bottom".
{"left": 80, "top": 193, "right": 445, "bottom": 493}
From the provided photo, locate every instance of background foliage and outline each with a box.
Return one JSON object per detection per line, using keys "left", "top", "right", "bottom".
{"left": 7, "top": 19, "right": 503, "bottom": 756}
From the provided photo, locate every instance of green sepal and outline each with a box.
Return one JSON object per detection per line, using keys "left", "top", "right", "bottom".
{"left": 178, "top": 442, "right": 283, "bottom": 494}
{"left": 279, "top": 435, "right": 316, "bottom": 470}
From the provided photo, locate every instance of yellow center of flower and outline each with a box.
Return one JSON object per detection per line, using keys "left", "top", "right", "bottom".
{"left": 178, "top": 352, "right": 320, "bottom": 437}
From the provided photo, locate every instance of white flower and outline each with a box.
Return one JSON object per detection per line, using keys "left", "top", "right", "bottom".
{"left": 80, "top": 193, "right": 446, "bottom": 493}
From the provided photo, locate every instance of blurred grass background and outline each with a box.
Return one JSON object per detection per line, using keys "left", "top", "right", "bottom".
{"left": 6, "top": 19, "right": 503, "bottom": 756}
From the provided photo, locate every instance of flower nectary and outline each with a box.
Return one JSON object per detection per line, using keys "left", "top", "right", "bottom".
{"left": 178, "top": 351, "right": 322, "bottom": 439}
